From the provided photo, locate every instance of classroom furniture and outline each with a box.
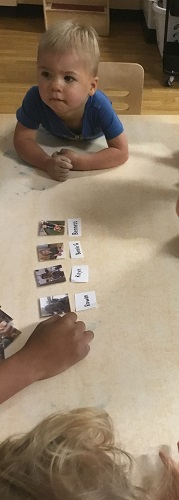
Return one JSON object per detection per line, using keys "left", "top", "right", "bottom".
{"left": 42, "top": 0, "right": 109, "bottom": 35}
{"left": 0, "top": 114, "right": 179, "bottom": 463}
{"left": 98, "top": 62, "right": 144, "bottom": 114}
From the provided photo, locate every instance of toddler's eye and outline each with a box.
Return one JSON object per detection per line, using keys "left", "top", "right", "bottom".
{"left": 64, "top": 75, "right": 75, "bottom": 83}
{"left": 41, "top": 71, "right": 51, "bottom": 79}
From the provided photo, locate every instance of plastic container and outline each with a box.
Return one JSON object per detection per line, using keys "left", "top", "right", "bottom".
{"left": 153, "top": 0, "right": 178, "bottom": 56}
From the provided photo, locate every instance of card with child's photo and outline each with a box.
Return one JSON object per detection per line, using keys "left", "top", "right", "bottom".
{"left": 0, "top": 326, "right": 21, "bottom": 350}
{"left": 37, "top": 243, "right": 65, "bottom": 262}
{"left": 39, "top": 294, "right": 71, "bottom": 317}
{"left": 0, "top": 308, "right": 21, "bottom": 353}
{"left": 35, "top": 265, "right": 66, "bottom": 287}
{"left": 39, "top": 220, "right": 65, "bottom": 236}
{"left": 0, "top": 308, "right": 13, "bottom": 326}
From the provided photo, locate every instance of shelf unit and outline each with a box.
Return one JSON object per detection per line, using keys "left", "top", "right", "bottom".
{"left": 42, "top": 0, "right": 109, "bottom": 35}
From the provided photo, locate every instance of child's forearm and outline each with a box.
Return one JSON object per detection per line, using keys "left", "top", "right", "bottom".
{"left": 14, "top": 139, "right": 50, "bottom": 172}
{"left": 0, "top": 351, "right": 34, "bottom": 404}
{"left": 73, "top": 147, "right": 128, "bottom": 171}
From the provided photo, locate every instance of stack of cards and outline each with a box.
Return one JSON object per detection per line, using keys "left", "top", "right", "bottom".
{"left": 0, "top": 308, "right": 21, "bottom": 360}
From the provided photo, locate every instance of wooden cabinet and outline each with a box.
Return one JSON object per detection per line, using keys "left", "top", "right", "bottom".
{"left": 0, "top": 1, "right": 17, "bottom": 5}
{"left": 17, "top": 0, "right": 43, "bottom": 4}
{"left": 42, "top": 0, "right": 109, "bottom": 35}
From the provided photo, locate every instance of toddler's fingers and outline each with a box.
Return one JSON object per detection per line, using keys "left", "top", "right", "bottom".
{"left": 60, "top": 156, "right": 73, "bottom": 167}
{"left": 52, "top": 151, "right": 72, "bottom": 165}
{"left": 52, "top": 150, "right": 60, "bottom": 157}
{"left": 55, "top": 166, "right": 69, "bottom": 174}
{"left": 55, "top": 167, "right": 69, "bottom": 178}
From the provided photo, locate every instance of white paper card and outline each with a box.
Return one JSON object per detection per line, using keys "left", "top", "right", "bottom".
{"left": 75, "top": 291, "right": 97, "bottom": 311}
{"left": 71, "top": 265, "right": 89, "bottom": 282}
{"left": 68, "top": 218, "right": 81, "bottom": 237}
{"left": 69, "top": 241, "right": 84, "bottom": 259}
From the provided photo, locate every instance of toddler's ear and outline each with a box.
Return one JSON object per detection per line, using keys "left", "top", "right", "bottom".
{"left": 89, "top": 77, "right": 99, "bottom": 96}
{"left": 159, "top": 450, "right": 179, "bottom": 473}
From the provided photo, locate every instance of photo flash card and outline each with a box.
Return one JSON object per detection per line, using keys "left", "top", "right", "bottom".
{"left": 37, "top": 243, "right": 65, "bottom": 262}
{"left": 0, "top": 327, "right": 21, "bottom": 352}
{"left": 39, "top": 220, "right": 65, "bottom": 236}
{"left": 69, "top": 241, "right": 84, "bottom": 259}
{"left": 71, "top": 265, "right": 89, "bottom": 283}
{"left": 39, "top": 294, "right": 71, "bottom": 317}
{"left": 67, "top": 218, "right": 81, "bottom": 237}
{"left": 35, "top": 265, "right": 66, "bottom": 287}
{"left": 0, "top": 309, "right": 13, "bottom": 325}
{"left": 75, "top": 291, "right": 97, "bottom": 312}
{"left": 0, "top": 309, "right": 21, "bottom": 355}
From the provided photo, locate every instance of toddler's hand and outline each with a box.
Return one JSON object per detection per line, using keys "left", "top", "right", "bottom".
{"left": 45, "top": 155, "right": 73, "bottom": 182}
{"left": 19, "top": 312, "right": 94, "bottom": 382}
{"left": 54, "top": 148, "right": 80, "bottom": 167}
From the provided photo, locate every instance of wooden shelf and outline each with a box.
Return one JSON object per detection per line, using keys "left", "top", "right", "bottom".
{"left": 43, "top": 0, "right": 109, "bottom": 35}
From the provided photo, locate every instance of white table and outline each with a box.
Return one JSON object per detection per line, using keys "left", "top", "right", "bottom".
{"left": 0, "top": 115, "right": 179, "bottom": 462}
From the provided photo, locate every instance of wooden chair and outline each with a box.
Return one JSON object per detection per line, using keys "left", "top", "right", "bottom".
{"left": 98, "top": 62, "right": 144, "bottom": 115}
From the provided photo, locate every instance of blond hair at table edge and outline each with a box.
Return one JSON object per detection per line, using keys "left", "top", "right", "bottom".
{"left": 0, "top": 407, "right": 178, "bottom": 499}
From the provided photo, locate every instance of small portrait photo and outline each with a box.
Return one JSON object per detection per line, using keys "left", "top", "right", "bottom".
{"left": 35, "top": 265, "right": 66, "bottom": 287}
{"left": 0, "top": 345, "right": 4, "bottom": 360}
{"left": 39, "top": 294, "right": 71, "bottom": 317}
{"left": 0, "top": 325, "right": 21, "bottom": 350}
{"left": 0, "top": 309, "right": 13, "bottom": 328}
{"left": 37, "top": 243, "right": 65, "bottom": 262}
{"left": 39, "top": 220, "right": 65, "bottom": 236}
{"left": 0, "top": 309, "right": 21, "bottom": 354}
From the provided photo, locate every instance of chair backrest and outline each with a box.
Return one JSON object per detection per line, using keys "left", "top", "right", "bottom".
{"left": 98, "top": 62, "right": 144, "bottom": 115}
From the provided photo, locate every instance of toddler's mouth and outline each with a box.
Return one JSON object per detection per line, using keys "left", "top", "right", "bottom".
{"left": 50, "top": 97, "right": 65, "bottom": 102}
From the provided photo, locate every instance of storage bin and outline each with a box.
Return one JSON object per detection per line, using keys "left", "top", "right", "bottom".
{"left": 153, "top": 1, "right": 179, "bottom": 56}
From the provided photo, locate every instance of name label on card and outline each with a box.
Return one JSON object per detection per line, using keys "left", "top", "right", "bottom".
{"left": 68, "top": 218, "right": 81, "bottom": 237}
{"left": 75, "top": 291, "right": 97, "bottom": 311}
{"left": 71, "top": 265, "right": 89, "bottom": 282}
{"left": 69, "top": 241, "right": 84, "bottom": 259}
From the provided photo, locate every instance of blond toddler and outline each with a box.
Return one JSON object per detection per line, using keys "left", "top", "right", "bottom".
{"left": 14, "top": 21, "right": 128, "bottom": 182}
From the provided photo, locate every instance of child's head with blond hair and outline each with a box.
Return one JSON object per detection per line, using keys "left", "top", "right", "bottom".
{"left": 0, "top": 407, "right": 143, "bottom": 500}
{"left": 38, "top": 20, "right": 100, "bottom": 76}
{"left": 0, "top": 407, "right": 178, "bottom": 500}
{"left": 37, "top": 21, "right": 100, "bottom": 118}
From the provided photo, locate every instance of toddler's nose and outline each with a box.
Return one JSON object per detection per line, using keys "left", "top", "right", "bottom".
{"left": 51, "top": 76, "right": 63, "bottom": 92}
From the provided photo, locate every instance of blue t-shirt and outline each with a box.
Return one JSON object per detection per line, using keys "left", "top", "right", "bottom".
{"left": 16, "top": 86, "right": 124, "bottom": 141}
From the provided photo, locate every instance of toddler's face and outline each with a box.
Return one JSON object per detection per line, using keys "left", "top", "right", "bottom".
{"left": 37, "top": 51, "right": 98, "bottom": 117}
{"left": 41, "top": 249, "right": 51, "bottom": 256}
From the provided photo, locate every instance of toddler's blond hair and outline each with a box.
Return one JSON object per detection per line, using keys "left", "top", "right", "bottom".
{"left": 38, "top": 20, "right": 100, "bottom": 75}
{"left": 0, "top": 407, "right": 143, "bottom": 500}
{"left": 0, "top": 407, "right": 179, "bottom": 500}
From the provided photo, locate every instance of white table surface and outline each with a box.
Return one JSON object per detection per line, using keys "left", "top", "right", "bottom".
{"left": 0, "top": 115, "right": 179, "bottom": 462}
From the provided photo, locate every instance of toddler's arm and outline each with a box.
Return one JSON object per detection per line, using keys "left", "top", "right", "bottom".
{"left": 14, "top": 122, "right": 72, "bottom": 181}
{"left": 60, "top": 131, "right": 128, "bottom": 171}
